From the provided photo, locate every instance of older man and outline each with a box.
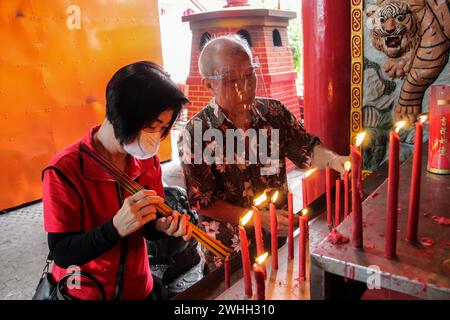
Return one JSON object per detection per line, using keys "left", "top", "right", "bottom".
{"left": 178, "top": 35, "right": 348, "bottom": 271}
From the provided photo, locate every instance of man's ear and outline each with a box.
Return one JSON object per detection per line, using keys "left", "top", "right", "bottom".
{"left": 202, "top": 78, "right": 214, "bottom": 94}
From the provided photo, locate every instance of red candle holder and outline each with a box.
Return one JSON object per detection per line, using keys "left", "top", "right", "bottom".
{"left": 427, "top": 85, "right": 450, "bottom": 175}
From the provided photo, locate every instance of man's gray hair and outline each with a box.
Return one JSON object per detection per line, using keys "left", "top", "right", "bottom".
{"left": 198, "top": 34, "right": 253, "bottom": 78}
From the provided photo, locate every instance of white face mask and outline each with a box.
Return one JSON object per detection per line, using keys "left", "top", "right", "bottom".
{"left": 123, "top": 131, "right": 161, "bottom": 160}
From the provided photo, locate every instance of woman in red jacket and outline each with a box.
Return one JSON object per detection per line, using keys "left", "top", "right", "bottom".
{"left": 42, "top": 61, "right": 191, "bottom": 300}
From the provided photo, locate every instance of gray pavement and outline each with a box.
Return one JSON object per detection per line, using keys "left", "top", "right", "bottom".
{"left": 0, "top": 202, "right": 48, "bottom": 300}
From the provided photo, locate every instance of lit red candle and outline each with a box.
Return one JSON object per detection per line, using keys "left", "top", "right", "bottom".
{"left": 251, "top": 206, "right": 266, "bottom": 278}
{"left": 302, "top": 208, "right": 309, "bottom": 238}
{"left": 253, "top": 192, "right": 267, "bottom": 208}
{"left": 302, "top": 167, "right": 317, "bottom": 209}
{"left": 239, "top": 210, "right": 253, "bottom": 297}
{"left": 298, "top": 210, "right": 308, "bottom": 281}
{"left": 288, "top": 192, "right": 294, "bottom": 260}
{"left": 407, "top": 116, "right": 427, "bottom": 242}
{"left": 224, "top": 256, "right": 230, "bottom": 289}
{"left": 385, "top": 121, "right": 405, "bottom": 259}
{"left": 326, "top": 165, "right": 332, "bottom": 228}
{"left": 335, "top": 179, "right": 341, "bottom": 226}
{"left": 252, "top": 207, "right": 264, "bottom": 257}
{"left": 344, "top": 161, "right": 351, "bottom": 217}
{"left": 253, "top": 252, "right": 268, "bottom": 300}
{"left": 270, "top": 191, "right": 279, "bottom": 270}
{"left": 351, "top": 132, "right": 366, "bottom": 249}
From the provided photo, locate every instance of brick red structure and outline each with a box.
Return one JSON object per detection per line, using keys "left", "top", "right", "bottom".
{"left": 182, "top": 4, "right": 299, "bottom": 121}
{"left": 223, "top": 0, "right": 250, "bottom": 8}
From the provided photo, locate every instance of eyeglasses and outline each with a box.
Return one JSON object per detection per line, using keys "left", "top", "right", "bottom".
{"left": 206, "top": 61, "right": 260, "bottom": 87}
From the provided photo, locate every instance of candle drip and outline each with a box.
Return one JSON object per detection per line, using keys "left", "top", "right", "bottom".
{"left": 327, "top": 228, "right": 350, "bottom": 245}
{"left": 419, "top": 237, "right": 435, "bottom": 247}
{"left": 431, "top": 215, "right": 450, "bottom": 225}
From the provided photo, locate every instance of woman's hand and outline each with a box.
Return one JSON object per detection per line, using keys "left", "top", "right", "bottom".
{"left": 113, "top": 190, "right": 164, "bottom": 238}
{"left": 155, "top": 211, "right": 192, "bottom": 241}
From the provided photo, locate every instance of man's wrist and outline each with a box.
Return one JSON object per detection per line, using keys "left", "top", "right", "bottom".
{"left": 311, "top": 144, "right": 334, "bottom": 168}
{"left": 328, "top": 153, "right": 340, "bottom": 167}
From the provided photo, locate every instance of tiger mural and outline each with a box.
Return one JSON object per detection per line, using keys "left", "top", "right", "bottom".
{"left": 366, "top": 0, "right": 450, "bottom": 124}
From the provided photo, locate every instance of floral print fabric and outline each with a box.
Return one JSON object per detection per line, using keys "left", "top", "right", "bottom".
{"left": 177, "top": 97, "right": 320, "bottom": 271}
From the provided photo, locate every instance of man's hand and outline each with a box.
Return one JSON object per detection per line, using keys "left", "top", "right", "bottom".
{"left": 312, "top": 144, "right": 349, "bottom": 176}
{"left": 329, "top": 154, "right": 350, "bottom": 177}
{"left": 260, "top": 209, "right": 298, "bottom": 237}
{"left": 155, "top": 210, "right": 192, "bottom": 241}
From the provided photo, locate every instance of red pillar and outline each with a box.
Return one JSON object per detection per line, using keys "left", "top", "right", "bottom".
{"left": 301, "top": 0, "right": 351, "bottom": 205}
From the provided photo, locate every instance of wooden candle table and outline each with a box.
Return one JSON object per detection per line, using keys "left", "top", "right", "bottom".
{"left": 310, "top": 146, "right": 450, "bottom": 300}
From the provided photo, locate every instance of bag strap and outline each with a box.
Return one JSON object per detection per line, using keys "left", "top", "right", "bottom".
{"left": 112, "top": 183, "right": 128, "bottom": 300}
{"left": 77, "top": 142, "right": 155, "bottom": 300}
{"left": 38, "top": 252, "right": 53, "bottom": 280}
{"left": 113, "top": 237, "right": 129, "bottom": 300}
{"left": 42, "top": 166, "right": 82, "bottom": 200}
{"left": 56, "top": 270, "right": 106, "bottom": 300}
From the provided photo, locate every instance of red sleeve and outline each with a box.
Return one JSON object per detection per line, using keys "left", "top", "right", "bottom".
{"left": 42, "top": 169, "right": 83, "bottom": 233}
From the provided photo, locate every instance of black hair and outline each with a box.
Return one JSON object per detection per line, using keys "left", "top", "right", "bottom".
{"left": 105, "top": 61, "right": 189, "bottom": 144}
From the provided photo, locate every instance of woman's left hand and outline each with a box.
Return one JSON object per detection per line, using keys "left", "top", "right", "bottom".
{"left": 155, "top": 210, "right": 192, "bottom": 241}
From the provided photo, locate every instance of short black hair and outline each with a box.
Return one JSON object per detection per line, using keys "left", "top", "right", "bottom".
{"left": 106, "top": 61, "right": 189, "bottom": 144}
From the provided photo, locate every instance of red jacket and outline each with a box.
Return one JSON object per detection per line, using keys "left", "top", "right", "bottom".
{"left": 42, "top": 126, "right": 164, "bottom": 300}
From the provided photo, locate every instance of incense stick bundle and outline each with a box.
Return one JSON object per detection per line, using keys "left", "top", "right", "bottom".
{"left": 80, "top": 142, "right": 232, "bottom": 259}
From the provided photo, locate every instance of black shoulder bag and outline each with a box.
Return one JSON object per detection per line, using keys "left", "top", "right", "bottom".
{"left": 32, "top": 241, "right": 128, "bottom": 300}
{"left": 32, "top": 253, "right": 106, "bottom": 300}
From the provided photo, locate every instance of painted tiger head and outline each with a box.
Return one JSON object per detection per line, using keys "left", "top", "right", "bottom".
{"left": 366, "top": 0, "right": 419, "bottom": 58}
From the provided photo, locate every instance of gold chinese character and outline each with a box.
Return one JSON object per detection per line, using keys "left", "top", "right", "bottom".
{"left": 442, "top": 117, "right": 447, "bottom": 126}
{"left": 441, "top": 128, "right": 448, "bottom": 135}
{"left": 440, "top": 146, "right": 447, "bottom": 155}
{"left": 440, "top": 138, "right": 448, "bottom": 144}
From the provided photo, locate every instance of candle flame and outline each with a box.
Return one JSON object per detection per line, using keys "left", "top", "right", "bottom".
{"left": 255, "top": 252, "right": 268, "bottom": 265}
{"left": 418, "top": 115, "right": 427, "bottom": 124}
{"left": 253, "top": 193, "right": 267, "bottom": 206}
{"left": 355, "top": 132, "right": 366, "bottom": 147}
{"left": 344, "top": 161, "right": 351, "bottom": 172}
{"left": 394, "top": 121, "right": 406, "bottom": 133}
{"left": 271, "top": 191, "right": 279, "bottom": 203}
{"left": 304, "top": 167, "right": 317, "bottom": 178}
{"left": 240, "top": 210, "right": 253, "bottom": 226}
{"left": 301, "top": 208, "right": 308, "bottom": 216}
